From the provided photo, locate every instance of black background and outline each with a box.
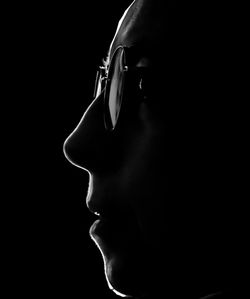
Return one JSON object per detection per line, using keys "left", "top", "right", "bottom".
{"left": 5, "top": 1, "right": 132, "bottom": 298}
{"left": 4, "top": 0, "right": 248, "bottom": 298}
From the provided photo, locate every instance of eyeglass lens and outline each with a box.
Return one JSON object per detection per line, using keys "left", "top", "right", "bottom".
{"left": 105, "top": 47, "right": 125, "bottom": 129}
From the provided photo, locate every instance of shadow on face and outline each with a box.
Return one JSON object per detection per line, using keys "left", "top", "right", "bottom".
{"left": 64, "top": 0, "right": 249, "bottom": 298}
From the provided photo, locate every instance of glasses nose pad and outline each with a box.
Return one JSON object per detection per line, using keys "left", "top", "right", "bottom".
{"left": 93, "top": 66, "right": 107, "bottom": 100}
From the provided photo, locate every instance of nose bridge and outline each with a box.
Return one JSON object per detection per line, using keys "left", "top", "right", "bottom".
{"left": 63, "top": 93, "right": 110, "bottom": 172}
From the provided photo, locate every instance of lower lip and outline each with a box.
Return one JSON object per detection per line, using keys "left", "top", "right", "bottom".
{"left": 89, "top": 218, "right": 118, "bottom": 238}
{"left": 89, "top": 218, "right": 135, "bottom": 248}
{"left": 89, "top": 219, "right": 103, "bottom": 237}
{"left": 89, "top": 219, "right": 120, "bottom": 251}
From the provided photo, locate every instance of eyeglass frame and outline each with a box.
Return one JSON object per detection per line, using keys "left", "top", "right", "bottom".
{"left": 93, "top": 46, "right": 151, "bottom": 131}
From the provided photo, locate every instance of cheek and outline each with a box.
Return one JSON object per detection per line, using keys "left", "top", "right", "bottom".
{"left": 120, "top": 134, "right": 166, "bottom": 195}
{"left": 120, "top": 110, "right": 167, "bottom": 180}
{"left": 116, "top": 105, "right": 169, "bottom": 241}
{"left": 118, "top": 136, "right": 168, "bottom": 245}
{"left": 118, "top": 112, "right": 169, "bottom": 200}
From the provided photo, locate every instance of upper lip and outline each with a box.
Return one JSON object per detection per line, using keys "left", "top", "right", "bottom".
{"left": 94, "top": 208, "right": 131, "bottom": 223}
{"left": 86, "top": 180, "right": 135, "bottom": 225}
{"left": 88, "top": 197, "right": 136, "bottom": 226}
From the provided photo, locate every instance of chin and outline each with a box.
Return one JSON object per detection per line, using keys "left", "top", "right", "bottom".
{"left": 102, "top": 250, "right": 152, "bottom": 298}
{"left": 89, "top": 219, "right": 166, "bottom": 298}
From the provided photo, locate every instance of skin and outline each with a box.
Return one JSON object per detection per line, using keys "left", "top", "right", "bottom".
{"left": 64, "top": 0, "right": 247, "bottom": 298}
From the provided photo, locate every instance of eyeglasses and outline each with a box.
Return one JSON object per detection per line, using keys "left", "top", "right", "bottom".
{"left": 93, "top": 46, "right": 149, "bottom": 131}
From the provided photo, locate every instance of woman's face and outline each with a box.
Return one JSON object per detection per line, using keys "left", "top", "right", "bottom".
{"left": 64, "top": 1, "right": 231, "bottom": 298}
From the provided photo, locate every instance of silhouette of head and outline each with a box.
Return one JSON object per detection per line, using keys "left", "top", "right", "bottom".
{"left": 64, "top": 0, "right": 248, "bottom": 298}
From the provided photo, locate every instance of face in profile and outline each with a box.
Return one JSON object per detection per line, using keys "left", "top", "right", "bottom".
{"left": 63, "top": 0, "right": 245, "bottom": 298}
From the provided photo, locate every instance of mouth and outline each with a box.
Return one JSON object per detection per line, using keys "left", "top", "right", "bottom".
{"left": 89, "top": 218, "right": 106, "bottom": 238}
{"left": 89, "top": 215, "right": 140, "bottom": 252}
{"left": 90, "top": 216, "right": 132, "bottom": 238}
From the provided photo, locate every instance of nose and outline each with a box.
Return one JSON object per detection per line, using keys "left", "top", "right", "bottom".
{"left": 63, "top": 92, "right": 112, "bottom": 173}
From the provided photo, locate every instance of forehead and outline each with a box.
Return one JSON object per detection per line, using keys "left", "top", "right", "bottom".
{"left": 109, "top": 0, "right": 168, "bottom": 60}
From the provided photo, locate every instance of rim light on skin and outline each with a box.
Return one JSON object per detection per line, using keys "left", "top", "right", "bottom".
{"left": 89, "top": 231, "right": 133, "bottom": 298}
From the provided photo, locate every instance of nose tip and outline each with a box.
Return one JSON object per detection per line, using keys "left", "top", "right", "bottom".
{"left": 63, "top": 133, "right": 80, "bottom": 168}
{"left": 63, "top": 136, "right": 71, "bottom": 162}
